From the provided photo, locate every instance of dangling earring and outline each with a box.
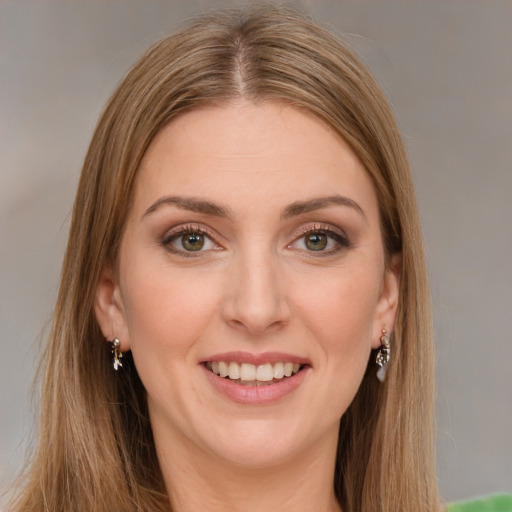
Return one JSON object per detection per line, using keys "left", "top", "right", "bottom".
{"left": 376, "top": 329, "right": 390, "bottom": 382}
{"left": 110, "top": 338, "right": 124, "bottom": 371}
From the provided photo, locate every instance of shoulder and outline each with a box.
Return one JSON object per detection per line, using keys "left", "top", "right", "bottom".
{"left": 446, "top": 494, "right": 512, "bottom": 512}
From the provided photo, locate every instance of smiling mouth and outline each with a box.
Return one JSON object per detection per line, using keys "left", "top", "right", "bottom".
{"left": 204, "top": 361, "right": 305, "bottom": 386}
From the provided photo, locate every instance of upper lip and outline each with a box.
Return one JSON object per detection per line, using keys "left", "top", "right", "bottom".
{"left": 200, "top": 351, "right": 311, "bottom": 366}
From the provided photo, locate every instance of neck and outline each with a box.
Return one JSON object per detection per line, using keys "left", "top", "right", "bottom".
{"left": 154, "top": 425, "right": 342, "bottom": 512}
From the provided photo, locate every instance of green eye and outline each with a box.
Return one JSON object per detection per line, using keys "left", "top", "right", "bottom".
{"left": 305, "top": 233, "right": 328, "bottom": 251}
{"left": 289, "top": 227, "right": 350, "bottom": 255}
{"left": 164, "top": 228, "right": 216, "bottom": 254}
{"left": 181, "top": 233, "right": 205, "bottom": 251}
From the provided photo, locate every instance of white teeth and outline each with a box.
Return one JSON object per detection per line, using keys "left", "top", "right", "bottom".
{"left": 273, "top": 362, "right": 284, "bottom": 379}
{"left": 256, "top": 363, "right": 274, "bottom": 382}
{"left": 207, "top": 360, "right": 303, "bottom": 382}
{"left": 240, "top": 363, "right": 256, "bottom": 381}
{"left": 228, "top": 361, "right": 240, "bottom": 380}
{"left": 218, "top": 361, "right": 229, "bottom": 378}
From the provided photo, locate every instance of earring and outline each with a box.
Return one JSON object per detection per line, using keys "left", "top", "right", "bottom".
{"left": 110, "top": 338, "right": 124, "bottom": 371}
{"left": 376, "top": 329, "right": 390, "bottom": 382}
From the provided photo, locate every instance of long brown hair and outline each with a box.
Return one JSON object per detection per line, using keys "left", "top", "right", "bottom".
{"left": 9, "top": 5, "right": 439, "bottom": 511}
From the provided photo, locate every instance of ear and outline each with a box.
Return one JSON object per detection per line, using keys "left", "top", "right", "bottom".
{"left": 371, "top": 253, "right": 401, "bottom": 349}
{"left": 94, "top": 267, "right": 130, "bottom": 351}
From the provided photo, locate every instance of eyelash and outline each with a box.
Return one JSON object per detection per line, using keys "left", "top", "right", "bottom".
{"left": 162, "top": 224, "right": 219, "bottom": 257}
{"left": 161, "top": 223, "right": 350, "bottom": 257}
{"left": 290, "top": 224, "right": 350, "bottom": 256}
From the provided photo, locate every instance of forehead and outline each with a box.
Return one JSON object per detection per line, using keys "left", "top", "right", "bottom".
{"left": 133, "top": 101, "right": 378, "bottom": 219}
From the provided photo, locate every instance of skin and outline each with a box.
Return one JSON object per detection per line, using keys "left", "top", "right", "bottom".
{"left": 95, "top": 101, "right": 400, "bottom": 512}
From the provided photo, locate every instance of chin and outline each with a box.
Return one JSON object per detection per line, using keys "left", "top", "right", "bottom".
{"left": 195, "top": 413, "right": 338, "bottom": 470}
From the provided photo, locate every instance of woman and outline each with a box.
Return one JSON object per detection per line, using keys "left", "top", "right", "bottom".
{"left": 6, "top": 4, "right": 461, "bottom": 511}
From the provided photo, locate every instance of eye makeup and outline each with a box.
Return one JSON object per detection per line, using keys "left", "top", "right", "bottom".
{"left": 160, "top": 220, "right": 351, "bottom": 260}
{"left": 288, "top": 222, "right": 351, "bottom": 257}
{"left": 161, "top": 223, "right": 222, "bottom": 257}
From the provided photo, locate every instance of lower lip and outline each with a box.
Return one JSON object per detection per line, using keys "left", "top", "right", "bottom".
{"left": 201, "top": 364, "right": 310, "bottom": 405}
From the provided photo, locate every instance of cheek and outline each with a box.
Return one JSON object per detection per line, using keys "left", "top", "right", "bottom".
{"left": 292, "top": 264, "right": 382, "bottom": 358}
{"left": 120, "top": 259, "right": 222, "bottom": 360}
{"left": 285, "top": 263, "right": 383, "bottom": 421}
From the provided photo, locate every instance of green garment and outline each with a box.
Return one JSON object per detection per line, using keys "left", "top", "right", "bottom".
{"left": 447, "top": 494, "right": 512, "bottom": 512}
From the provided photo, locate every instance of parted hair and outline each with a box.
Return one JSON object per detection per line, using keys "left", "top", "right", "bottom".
{"left": 9, "top": 4, "right": 439, "bottom": 511}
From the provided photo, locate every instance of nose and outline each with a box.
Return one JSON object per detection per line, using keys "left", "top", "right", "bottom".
{"left": 221, "top": 248, "right": 290, "bottom": 336}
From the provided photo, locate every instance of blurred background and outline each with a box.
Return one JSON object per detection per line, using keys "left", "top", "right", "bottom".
{"left": 1, "top": 0, "right": 511, "bottom": 504}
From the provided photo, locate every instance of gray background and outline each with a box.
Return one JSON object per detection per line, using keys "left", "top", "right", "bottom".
{"left": 1, "top": 0, "right": 511, "bottom": 504}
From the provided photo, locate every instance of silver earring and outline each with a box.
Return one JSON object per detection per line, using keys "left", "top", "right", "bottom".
{"left": 376, "top": 329, "right": 390, "bottom": 382}
{"left": 110, "top": 338, "right": 124, "bottom": 371}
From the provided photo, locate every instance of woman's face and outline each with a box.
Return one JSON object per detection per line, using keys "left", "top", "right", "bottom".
{"left": 96, "top": 101, "right": 399, "bottom": 468}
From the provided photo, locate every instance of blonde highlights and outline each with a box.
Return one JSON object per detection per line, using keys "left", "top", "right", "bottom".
{"left": 9, "top": 5, "right": 438, "bottom": 511}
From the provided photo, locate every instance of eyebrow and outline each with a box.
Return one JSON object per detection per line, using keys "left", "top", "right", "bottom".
{"left": 142, "top": 195, "right": 232, "bottom": 219}
{"left": 281, "top": 195, "right": 366, "bottom": 220}
{"left": 142, "top": 194, "right": 365, "bottom": 221}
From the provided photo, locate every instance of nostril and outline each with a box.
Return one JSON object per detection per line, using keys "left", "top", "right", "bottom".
{"left": 226, "top": 316, "right": 288, "bottom": 336}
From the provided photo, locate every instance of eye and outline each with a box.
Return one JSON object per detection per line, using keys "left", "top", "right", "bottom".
{"left": 163, "top": 226, "right": 218, "bottom": 254}
{"left": 303, "top": 233, "right": 329, "bottom": 251}
{"left": 290, "top": 226, "right": 349, "bottom": 255}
